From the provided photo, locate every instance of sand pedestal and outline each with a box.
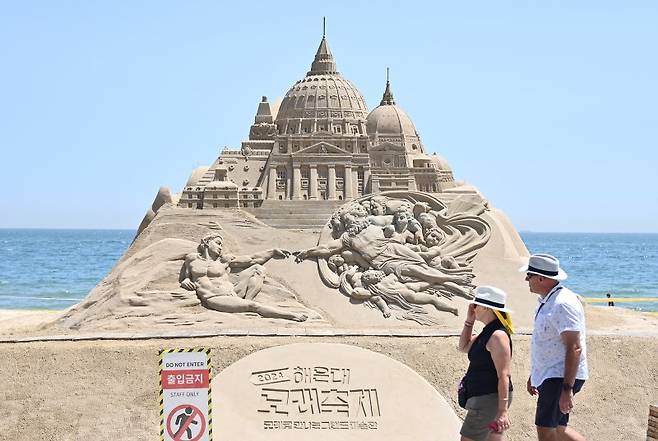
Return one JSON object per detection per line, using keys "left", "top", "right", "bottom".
{"left": 212, "top": 343, "right": 461, "bottom": 440}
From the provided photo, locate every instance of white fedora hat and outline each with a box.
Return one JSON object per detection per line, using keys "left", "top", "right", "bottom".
{"left": 470, "top": 286, "right": 512, "bottom": 313}
{"left": 519, "top": 253, "right": 568, "bottom": 281}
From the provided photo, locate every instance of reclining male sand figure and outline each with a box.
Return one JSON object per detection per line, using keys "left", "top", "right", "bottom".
{"left": 179, "top": 234, "right": 307, "bottom": 322}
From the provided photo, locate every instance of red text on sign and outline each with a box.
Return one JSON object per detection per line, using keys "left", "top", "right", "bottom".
{"left": 161, "top": 369, "right": 209, "bottom": 389}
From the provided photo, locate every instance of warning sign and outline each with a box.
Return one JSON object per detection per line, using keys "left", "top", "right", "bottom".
{"left": 160, "top": 348, "right": 212, "bottom": 441}
{"left": 166, "top": 404, "right": 206, "bottom": 441}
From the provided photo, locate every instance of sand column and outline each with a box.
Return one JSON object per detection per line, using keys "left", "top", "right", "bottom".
{"left": 286, "top": 165, "right": 292, "bottom": 199}
{"left": 344, "top": 165, "right": 353, "bottom": 200}
{"left": 309, "top": 165, "right": 318, "bottom": 200}
{"left": 363, "top": 168, "right": 371, "bottom": 193}
{"left": 267, "top": 167, "right": 277, "bottom": 199}
{"left": 328, "top": 165, "right": 337, "bottom": 200}
{"left": 292, "top": 165, "right": 302, "bottom": 200}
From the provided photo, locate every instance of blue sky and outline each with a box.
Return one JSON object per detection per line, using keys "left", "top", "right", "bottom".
{"left": 1, "top": 1, "right": 656, "bottom": 232}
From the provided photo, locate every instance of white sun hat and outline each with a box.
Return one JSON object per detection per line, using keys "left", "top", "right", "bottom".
{"left": 470, "top": 286, "right": 512, "bottom": 313}
{"left": 519, "top": 253, "right": 568, "bottom": 281}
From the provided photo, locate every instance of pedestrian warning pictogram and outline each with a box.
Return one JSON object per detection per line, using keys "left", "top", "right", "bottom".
{"left": 166, "top": 404, "right": 206, "bottom": 441}
{"left": 159, "top": 348, "right": 212, "bottom": 441}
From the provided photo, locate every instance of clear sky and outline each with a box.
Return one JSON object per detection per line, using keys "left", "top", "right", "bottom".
{"left": 1, "top": 1, "right": 656, "bottom": 232}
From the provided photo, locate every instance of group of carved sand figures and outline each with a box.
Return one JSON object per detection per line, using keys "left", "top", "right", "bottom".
{"left": 179, "top": 196, "right": 489, "bottom": 324}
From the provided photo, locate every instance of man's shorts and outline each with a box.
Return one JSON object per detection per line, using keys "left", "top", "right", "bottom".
{"left": 461, "top": 392, "right": 513, "bottom": 441}
{"left": 535, "top": 378, "right": 585, "bottom": 428}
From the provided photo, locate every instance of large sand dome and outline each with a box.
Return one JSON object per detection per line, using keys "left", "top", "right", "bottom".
{"left": 275, "top": 36, "right": 369, "bottom": 130}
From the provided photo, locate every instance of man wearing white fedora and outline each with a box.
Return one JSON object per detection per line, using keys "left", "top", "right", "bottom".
{"left": 520, "top": 254, "right": 588, "bottom": 441}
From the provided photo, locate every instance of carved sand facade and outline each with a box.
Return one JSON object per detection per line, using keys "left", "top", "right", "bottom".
{"left": 177, "top": 33, "right": 457, "bottom": 214}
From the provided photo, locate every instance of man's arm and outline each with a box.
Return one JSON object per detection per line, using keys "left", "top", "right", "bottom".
{"left": 417, "top": 247, "right": 442, "bottom": 262}
{"left": 229, "top": 249, "right": 291, "bottom": 268}
{"left": 554, "top": 296, "right": 585, "bottom": 413}
{"left": 179, "top": 253, "right": 198, "bottom": 291}
{"left": 294, "top": 238, "right": 345, "bottom": 262}
{"left": 559, "top": 330, "right": 582, "bottom": 413}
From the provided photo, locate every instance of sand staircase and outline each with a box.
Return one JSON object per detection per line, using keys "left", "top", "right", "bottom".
{"left": 244, "top": 200, "right": 344, "bottom": 229}
{"left": 196, "top": 166, "right": 218, "bottom": 186}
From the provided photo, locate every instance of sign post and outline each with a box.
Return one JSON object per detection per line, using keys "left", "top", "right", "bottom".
{"left": 159, "top": 348, "right": 212, "bottom": 441}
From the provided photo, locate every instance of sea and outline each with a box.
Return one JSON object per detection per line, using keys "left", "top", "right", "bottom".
{"left": 0, "top": 229, "right": 656, "bottom": 312}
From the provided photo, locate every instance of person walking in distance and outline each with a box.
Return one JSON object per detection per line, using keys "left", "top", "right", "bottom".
{"left": 521, "top": 254, "right": 588, "bottom": 441}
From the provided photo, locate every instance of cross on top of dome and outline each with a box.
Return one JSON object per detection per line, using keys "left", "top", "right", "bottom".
{"left": 308, "top": 17, "right": 338, "bottom": 76}
{"left": 380, "top": 68, "right": 396, "bottom": 106}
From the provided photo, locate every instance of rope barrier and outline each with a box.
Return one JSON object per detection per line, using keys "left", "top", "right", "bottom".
{"left": 584, "top": 297, "right": 658, "bottom": 303}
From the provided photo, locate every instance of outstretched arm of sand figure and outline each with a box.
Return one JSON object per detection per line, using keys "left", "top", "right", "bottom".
{"left": 229, "top": 248, "right": 291, "bottom": 269}
{"left": 179, "top": 253, "right": 199, "bottom": 291}
{"left": 417, "top": 247, "right": 442, "bottom": 262}
{"left": 294, "top": 238, "right": 345, "bottom": 262}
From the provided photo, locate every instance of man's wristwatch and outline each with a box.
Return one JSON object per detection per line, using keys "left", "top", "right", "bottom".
{"left": 561, "top": 383, "right": 574, "bottom": 392}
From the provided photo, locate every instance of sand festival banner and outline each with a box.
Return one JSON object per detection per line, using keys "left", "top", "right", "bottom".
{"left": 159, "top": 348, "right": 213, "bottom": 441}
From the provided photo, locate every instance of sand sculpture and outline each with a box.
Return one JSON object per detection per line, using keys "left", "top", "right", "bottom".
{"left": 180, "top": 234, "right": 307, "bottom": 322}
{"left": 176, "top": 34, "right": 457, "bottom": 213}
{"left": 294, "top": 193, "right": 490, "bottom": 324}
{"left": 45, "top": 28, "right": 535, "bottom": 334}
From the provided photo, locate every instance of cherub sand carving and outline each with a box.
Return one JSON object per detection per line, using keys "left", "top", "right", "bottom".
{"left": 294, "top": 192, "right": 491, "bottom": 324}
{"left": 330, "top": 256, "right": 458, "bottom": 325}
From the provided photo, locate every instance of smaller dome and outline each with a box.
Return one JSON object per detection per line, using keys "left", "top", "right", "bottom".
{"left": 366, "top": 77, "right": 424, "bottom": 156}
{"left": 206, "top": 181, "right": 238, "bottom": 190}
{"left": 366, "top": 104, "right": 418, "bottom": 137}
{"left": 431, "top": 153, "right": 451, "bottom": 171}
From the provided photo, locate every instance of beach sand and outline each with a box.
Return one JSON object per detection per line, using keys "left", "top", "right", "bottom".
{"left": 0, "top": 305, "right": 657, "bottom": 441}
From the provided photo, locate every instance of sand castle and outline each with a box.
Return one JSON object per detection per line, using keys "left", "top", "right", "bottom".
{"left": 44, "top": 30, "right": 533, "bottom": 337}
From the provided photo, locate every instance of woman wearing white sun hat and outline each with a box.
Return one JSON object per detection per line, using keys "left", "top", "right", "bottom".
{"left": 458, "top": 286, "right": 515, "bottom": 441}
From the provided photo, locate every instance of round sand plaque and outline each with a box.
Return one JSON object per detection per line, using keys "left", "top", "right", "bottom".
{"left": 212, "top": 343, "right": 461, "bottom": 440}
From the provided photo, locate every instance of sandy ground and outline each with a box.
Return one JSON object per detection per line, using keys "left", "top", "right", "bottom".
{"left": 0, "top": 306, "right": 657, "bottom": 440}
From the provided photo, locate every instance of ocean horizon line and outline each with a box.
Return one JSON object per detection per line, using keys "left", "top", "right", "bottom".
{"left": 1, "top": 227, "right": 657, "bottom": 235}
{"left": 1, "top": 229, "right": 656, "bottom": 312}
{"left": 519, "top": 230, "right": 658, "bottom": 235}
{"left": 0, "top": 227, "right": 136, "bottom": 232}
